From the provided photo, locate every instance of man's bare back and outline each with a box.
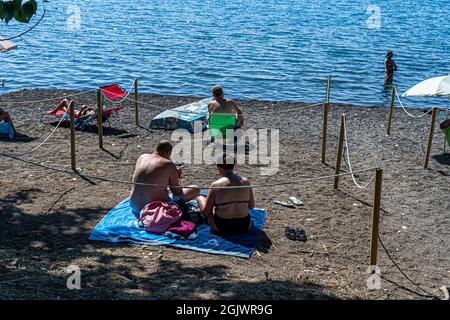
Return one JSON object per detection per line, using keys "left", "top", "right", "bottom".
{"left": 208, "top": 85, "right": 244, "bottom": 128}
{"left": 130, "top": 153, "right": 178, "bottom": 212}
{"left": 129, "top": 141, "right": 200, "bottom": 213}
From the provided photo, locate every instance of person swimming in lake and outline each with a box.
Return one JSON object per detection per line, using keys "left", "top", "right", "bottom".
{"left": 197, "top": 155, "right": 255, "bottom": 235}
{"left": 384, "top": 50, "right": 398, "bottom": 84}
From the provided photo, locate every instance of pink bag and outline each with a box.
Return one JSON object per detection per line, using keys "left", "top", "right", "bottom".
{"left": 168, "top": 220, "right": 196, "bottom": 237}
{"left": 138, "top": 201, "right": 182, "bottom": 234}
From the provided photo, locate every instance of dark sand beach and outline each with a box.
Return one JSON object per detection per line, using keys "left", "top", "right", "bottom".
{"left": 0, "top": 89, "right": 449, "bottom": 300}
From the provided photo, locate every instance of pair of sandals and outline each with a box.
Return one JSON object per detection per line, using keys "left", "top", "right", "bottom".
{"left": 285, "top": 227, "right": 307, "bottom": 242}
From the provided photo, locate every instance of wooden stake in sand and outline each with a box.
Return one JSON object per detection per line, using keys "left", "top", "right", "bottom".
{"left": 386, "top": 86, "right": 395, "bottom": 135}
{"left": 97, "top": 89, "right": 104, "bottom": 149}
{"left": 326, "top": 75, "right": 331, "bottom": 104}
{"left": 134, "top": 78, "right": 139, "bottom": 126}
{"left": 423, "top": 107, "right": 437, "bottom": 169}
{"left": 321, "top": 76, "right": 331, "bottom": 164}
{"left": 333, "top": 114, "right": 346, "bottom": 189}
{"left": 369, "top": 168, "right": 383, "bottom": 268}
{"left": 321, "top": 102, "right": 329, "bottom": 164}
{"left": 69, "top": 101, "right": 76, "bottom": 171}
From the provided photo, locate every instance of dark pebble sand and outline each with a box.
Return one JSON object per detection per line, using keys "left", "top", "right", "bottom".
{"left": 0, "top": 89, "right": 449, "bottom": 300}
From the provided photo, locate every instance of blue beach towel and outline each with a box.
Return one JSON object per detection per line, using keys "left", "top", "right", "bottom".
{"left": 0, "top": 121, "right": 15, "bottom": 139}
{"left": 89, "top": 197, "right": 267, "bottom": 259}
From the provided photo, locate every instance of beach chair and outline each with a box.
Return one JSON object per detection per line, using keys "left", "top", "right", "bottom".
{"left": 40, "top": 83, "right": 127, "bottom": 130}
{"left": 208, "top": 112, "right": 237, "bottom": 142}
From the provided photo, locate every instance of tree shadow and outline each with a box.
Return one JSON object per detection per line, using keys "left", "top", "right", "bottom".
{"left": 0, "top": 189, "right": 337, "bottom": 300}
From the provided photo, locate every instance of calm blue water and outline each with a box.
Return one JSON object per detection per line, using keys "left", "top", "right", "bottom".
{"left": 1, "top": 0, "right": 449, "bottom": 108}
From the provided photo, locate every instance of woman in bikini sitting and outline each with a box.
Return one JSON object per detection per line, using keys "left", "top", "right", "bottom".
{"left": 197, "top": 155, "right": 255, "bottom": 235}
{"left": 53, "top": 99, "right": 96, "bottom": 120}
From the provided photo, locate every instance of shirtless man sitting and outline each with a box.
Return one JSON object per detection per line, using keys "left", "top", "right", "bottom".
{"left": 130, "top": 140, "right": 200, "bottom": 213}
{"left": 197, "top": 155, "right": 255, "bottom": 234}
{"left": 207, "top": 85, "right": 244, "bottom": 129}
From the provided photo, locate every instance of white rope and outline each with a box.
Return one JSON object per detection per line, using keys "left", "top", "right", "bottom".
{"left": 122, "top": 93, "right": 324, "bottom": 116}
{"left": 2, "top": 109, "right": 69, "bottom": 157}
{"left": 394, "top": 86, "right": 434, "bottom": 119}
{"left": 343, "top": 116, "right": 376, "bottom": 189}
{"left": 3, "top": 89, "right": 98, "bottom": 105}
{"left": 0, "top": 151, "right": 379, "bottom": 190}
{"left": 101, "top": 79, "right": 136, "bottom": 105}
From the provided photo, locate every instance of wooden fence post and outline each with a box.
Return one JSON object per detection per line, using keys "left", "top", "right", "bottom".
{"left": 334, "top": 114, "right": 346, "bottom": 189}
{"left": 321, "top": 102, "right": 329, "bottom": 164}
{"left": 69, "top": 101, "right": 76, "bottom": 171}
{"left": 423, "top": 108, "right": 437, "bottom": 169}
{"left": 387, "top": 86, "right": 395, "bottom": 135}
{"left": 134, "top": 78, "right": 139, "bottom": 126}
{"left": 326, "top": 75, "right": 331, "bottom": 104}
{"left": 97, "top": 89, "right": 104, "bottom": 149}
{"left": 369, "top": 168, "right": 383, "bottom": 267}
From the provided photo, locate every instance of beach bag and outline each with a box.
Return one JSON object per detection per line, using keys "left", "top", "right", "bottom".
{"left": 168, "top": 220, "right": 196, "bottom": 237}
{"left": 138, "top": 201, "right": 182, "bottom": 234}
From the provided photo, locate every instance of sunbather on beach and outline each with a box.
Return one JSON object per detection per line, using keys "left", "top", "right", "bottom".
{"left": 53, "top": 99, "right": 96, "bottom": 119}
{"left": 130, "top": 140, "right": 200, "bottom": 213}
{"left": 384, "top": 50, "right": 398, "bottom": 84}
{"left": 207, "top": 85, "right": 244, "bottom": 128}
{"left": 0, "top": 107, "right": 16, "bottom": 136}
{"left": 197, "top": 156, "right": 254, "bottom": 234}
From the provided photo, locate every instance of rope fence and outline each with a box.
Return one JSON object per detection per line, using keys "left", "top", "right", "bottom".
{"left": 0, "top": 150, "right": 378, "bottom": 190}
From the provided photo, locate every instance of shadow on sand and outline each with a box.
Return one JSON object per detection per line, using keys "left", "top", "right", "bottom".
{"left": 0, "top": 189, "right": 336, "bottom": 300}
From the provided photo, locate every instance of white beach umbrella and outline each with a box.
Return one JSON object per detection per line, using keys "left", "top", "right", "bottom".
{"left": 402, "top": 75, "right": 450, "bottom": 97}
{"left": 0, "top": 35, "right": 17, "bottom": 52}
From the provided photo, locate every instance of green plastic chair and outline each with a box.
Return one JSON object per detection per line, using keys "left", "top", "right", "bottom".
{"left": 443, "top": 127, "right": 450, "bottom": 147}
{"left": 208, "top": 112, "right": 237, "bottom": 141}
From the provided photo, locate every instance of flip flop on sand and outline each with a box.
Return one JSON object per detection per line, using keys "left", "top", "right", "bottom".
{"left": 295, "top": 228, "right": 307, "bottom": 242}
{"left": 285, "top": 227, "right": 307, "bottom": 242}
{"left": 285, "top": 227, "right": 297, "bottom": 240}
{"left": 288, "top": 196, "right": 304, "bottom": 206}
{"left": 274, "top": 200, "right": 296, "bottom": 208}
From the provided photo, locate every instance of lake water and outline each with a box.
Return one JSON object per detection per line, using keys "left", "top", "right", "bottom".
{"left": 0, "top": 0, "right": 449, "bottom": 108}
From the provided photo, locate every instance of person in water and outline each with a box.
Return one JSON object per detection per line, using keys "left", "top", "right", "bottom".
{"left": 197, "top": 155, "right": 254, "bottom": 235}
{"left": 384, "top": 50, "right": 398, "bottom": 84}
{"left": 130, "top": 140, "right": 200, "bottom": 213}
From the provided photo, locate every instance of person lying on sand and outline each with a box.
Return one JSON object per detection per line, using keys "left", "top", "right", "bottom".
{"left": 197, "top": 155, "right": 255, "bottom": 235}
{"left": 130, "top": 140, "right": 200, "bottom": 213}
{"left": 0, "top": 107, "right": 16, "bottom": 136}
{"left": 207, "top": 85, "right": 244, "bottom": 129}
{"left": 53, "top": 99, "right": 96, "bottom": 120}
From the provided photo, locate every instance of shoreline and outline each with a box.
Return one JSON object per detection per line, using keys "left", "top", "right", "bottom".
{"left": 0, "top": 88, "right": 439, "bottom": 112}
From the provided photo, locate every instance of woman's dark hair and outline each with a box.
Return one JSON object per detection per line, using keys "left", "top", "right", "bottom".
{"left": 216, "top": 154, "right": 235, "bottom": 171}
{"left": 386, "top": 50, "right": 393, "bottom": 58}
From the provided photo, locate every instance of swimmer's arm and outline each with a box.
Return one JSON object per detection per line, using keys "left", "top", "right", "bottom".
{"left": 248, "top": 188, "right": 255, "bottom": 209}
{"left": 168, "top": 163, "right": 182, "bottom": 196}
{"left": 202, "top": 186, "right": 216, "bottom": 216}
{"left": 231, "top": 100, "right": 244, "bottom": 127}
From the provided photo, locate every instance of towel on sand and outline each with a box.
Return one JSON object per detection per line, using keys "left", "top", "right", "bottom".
{"left": 89, "top": 197, "right": 267, "bottom": 259}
